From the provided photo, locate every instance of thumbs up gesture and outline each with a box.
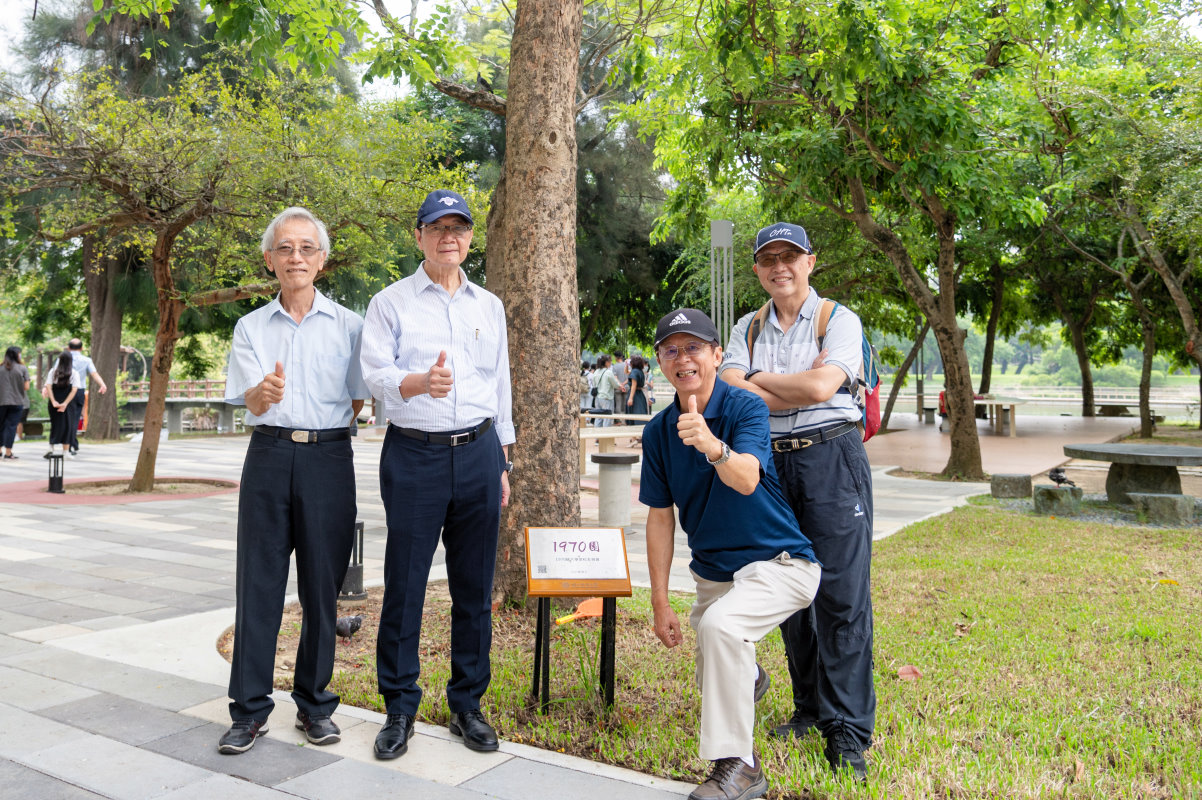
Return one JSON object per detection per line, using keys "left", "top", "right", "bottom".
{"left": 425, "top": 350, "right": 453, "bottom": 398}
{"left": 259, "top": 361, "right": 286, "bottom": 406}
{"left": 676, "top": 394, "right": 717, "bottom": 456}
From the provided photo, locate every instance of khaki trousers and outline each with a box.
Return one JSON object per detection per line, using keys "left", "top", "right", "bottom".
{"left": 690, "top": 554, "right": 821, "bottom": 760}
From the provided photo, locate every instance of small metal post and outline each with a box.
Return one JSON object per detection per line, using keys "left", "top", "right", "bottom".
{"left": 599, "top": 597, "right": 617, "bottom": 707}
{"left": 47, "top": 453, "right": 64, "bottom": 494}
{"left": 530, "top": 597, "right": 551, "bottom": 713}
{"left": 339, "top": 521, "right": 367, "bottom": 601}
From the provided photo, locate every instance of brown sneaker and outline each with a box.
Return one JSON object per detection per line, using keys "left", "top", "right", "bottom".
{"left": 688, "top": 755, "right": 768, "bottom": 800}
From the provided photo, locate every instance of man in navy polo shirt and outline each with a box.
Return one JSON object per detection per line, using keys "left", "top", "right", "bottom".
{"left": 640, "top": 308, "right": 821, "bottom": 800}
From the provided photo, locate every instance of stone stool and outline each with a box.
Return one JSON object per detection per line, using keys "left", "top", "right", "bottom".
{"left": 1128, "top": 493, "right": 1197, "bottom": 526}
{"left": 991, "top": 474, "right": 1032, "bottom": 498}
{"left": 592, "top": 452, "right": 641, "bottom": 527}
{"left": 1033, "top": 484, "right": 1083, "bottom": 515}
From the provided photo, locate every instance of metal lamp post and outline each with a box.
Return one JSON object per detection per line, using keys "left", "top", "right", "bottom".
{"left": 47, "top": 453, "right": 65, "bottom": 494}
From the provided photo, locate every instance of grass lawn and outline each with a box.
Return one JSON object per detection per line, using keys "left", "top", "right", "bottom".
{"left": 308, "top": 499, "right": 1201, "bottom": 799}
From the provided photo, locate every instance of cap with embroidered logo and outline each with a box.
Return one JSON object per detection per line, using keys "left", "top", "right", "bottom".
{"left": 754, "top": 222, "right": 812, "bottom": 256}
{"left": 417, "top": 189, "right": 473, "bottom": 227}
{"left": 654, "top": 309, "right": 721, "bottom": 350}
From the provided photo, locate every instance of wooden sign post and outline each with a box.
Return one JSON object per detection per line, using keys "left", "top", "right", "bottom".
{"left": 525, "top": 527, "right": 632, "bottom": 712}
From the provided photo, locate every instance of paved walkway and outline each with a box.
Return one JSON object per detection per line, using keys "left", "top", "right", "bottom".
{"left": 0, "top": 414, "right": 1135, "bottom": 799}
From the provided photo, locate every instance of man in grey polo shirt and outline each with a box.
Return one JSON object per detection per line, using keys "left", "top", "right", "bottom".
{"left": 720, "top": 222, "right": 875, "bottom": 781}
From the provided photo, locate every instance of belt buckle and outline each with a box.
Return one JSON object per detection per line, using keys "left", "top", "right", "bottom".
{"left": 449, "top": 431, "right": 471, "bottom": 447}
{"left": 291, "top": 429, "right": 312, "bottom": 443}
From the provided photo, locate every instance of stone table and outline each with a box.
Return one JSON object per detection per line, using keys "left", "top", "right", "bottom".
{"left": 1062, "top": 443, "right": 1202, "bottom": 504}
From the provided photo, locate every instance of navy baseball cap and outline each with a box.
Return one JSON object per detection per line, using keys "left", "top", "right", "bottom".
{"left": 417, "top": 189, "right": 473, "bottom": 226}
{"left": 654, "top": 309, "right": 721, "bottom": 350}
{"left": 754, "top": 222, "right": 812, "bottom": 255}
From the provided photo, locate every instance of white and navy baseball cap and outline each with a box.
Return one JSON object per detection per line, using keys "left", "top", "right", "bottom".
{"left": 754, "top": 222, "right": 812, "bottom": 255}
{"left": 417, "top": 189, "right": 473, "bottom": 226}
{"left": 654, "top": 309, "right": 721, "bottom": 350}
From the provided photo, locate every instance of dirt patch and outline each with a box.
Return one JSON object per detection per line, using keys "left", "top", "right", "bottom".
{"left": 66, "top": 478, "right": 237, "bottom": 496}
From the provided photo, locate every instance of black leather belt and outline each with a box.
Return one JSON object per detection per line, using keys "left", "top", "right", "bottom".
{"left": 253, "top": 425, "right": 350, "bottom": 443}
{"left": 772, "top": 421, "right": 859, "bottom": 453}
{"left": 394, "top": 418, "right": 492, "bottom": 447}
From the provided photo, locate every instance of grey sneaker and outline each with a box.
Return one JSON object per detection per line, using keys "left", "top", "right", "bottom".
{"left": 218, "top": 718, "right": 269, "bottom": 754}
{"left": 688, "top": 755, "right": 768, "bottom": 800}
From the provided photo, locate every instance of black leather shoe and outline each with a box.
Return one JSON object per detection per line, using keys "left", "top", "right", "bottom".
{"left": 449, "top": 709, "right": 499, "bottom": 752}
{"left": 218, "top": 718, "right": 269, "bottom": 754}
{"left": 374, "top": 713, "right": 415, "bottom": 760}
{"left": 753, "top": 663, "right": 770, "bottom": 703}
{"left": 295, "top": 710, "right": 341, "bottom": 745}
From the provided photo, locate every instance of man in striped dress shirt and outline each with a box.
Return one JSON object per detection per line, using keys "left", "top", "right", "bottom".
{"left": 360, "top": 189, "right": 514, "bottom": 759}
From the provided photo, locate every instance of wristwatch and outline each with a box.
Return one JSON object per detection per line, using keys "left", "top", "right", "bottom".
{"left": 705, "top": 442, "right": 731, "bottom": 467}
{"left": 744, "top": 369, "right": 762, "bottom": 380}
{"left": 504, "top": 460, "right": 514, "bottom": 473}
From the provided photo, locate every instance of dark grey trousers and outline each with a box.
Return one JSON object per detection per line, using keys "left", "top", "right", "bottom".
{"left": 773, "top": 430, "right": 876, "bottom": 749}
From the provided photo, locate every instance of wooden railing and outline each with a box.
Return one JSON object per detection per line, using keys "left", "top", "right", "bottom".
{"left": 120, "top": 379, "right": 226, "bottom": 401}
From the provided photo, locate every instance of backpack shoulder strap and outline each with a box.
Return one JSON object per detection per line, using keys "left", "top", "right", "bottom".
{"left": 815, "top": 299, "right": 837, "bottom": 348}
{"left": 745, "top": 302, "right": 772, "bottom": 363}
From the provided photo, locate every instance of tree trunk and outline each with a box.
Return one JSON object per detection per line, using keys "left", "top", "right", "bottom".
{"left": 128, "top": 237, "right": 183, "bottom": 492}
{"left": 484, "top": 171, "right": 507, "bottom": 297}
{"left": 977, "top": 262, "right": 1004, "bottom": 395}
{"left": 492, "top": 0, "right": 583, "bottom": 607}
{"left": 81, "top": 235, "right": 123, "bottom": 441}
{"left": 1065, "top": 319, "right": 1096, "bottom": 419}
{"left": 844, "top": 177, "right": 983, "bottom": 478}
{"left": 1126, "top": 209, "right": 1202, "bottom": 372}
{"left": 881, "top": 320, "right": 928, "bottom": 430}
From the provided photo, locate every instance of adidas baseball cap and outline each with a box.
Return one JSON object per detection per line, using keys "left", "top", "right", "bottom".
{"left": 417, "top": 189, "right": 473, "bottom": 226}
{"left": 654, "top": 309, "right": 721, "bottom": 350}
{"left": 754, "top": 222, "right": 812, "bottom": 255}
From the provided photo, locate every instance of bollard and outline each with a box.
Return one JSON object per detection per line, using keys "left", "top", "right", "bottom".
{"left": 47, "top": 453, "right": 65, "bottom": 494}
{"left": 339, "top": 521, "right": 367, "bottom": 601}
{"left": 591, "top": 453, "right": 640, "bottom": 527}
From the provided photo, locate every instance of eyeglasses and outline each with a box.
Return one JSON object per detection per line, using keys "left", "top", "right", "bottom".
{"left": 272, "top": 244, "right": 322, "bottom": 258}
{"left": 754, "top": 249, "right": 809, "bottom": 268}
{"left": 420, "top": 224, "right": 473, "bottom": 237}
{"left": 657, "top": 341, "right": 711, "bottom": 361}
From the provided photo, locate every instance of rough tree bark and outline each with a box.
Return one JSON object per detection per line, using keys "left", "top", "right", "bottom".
{"left": 81, "top": 235, "right": 124, "bottom": 441}
{"left": 491, "top": 0, "right": 583, "bottom": 607}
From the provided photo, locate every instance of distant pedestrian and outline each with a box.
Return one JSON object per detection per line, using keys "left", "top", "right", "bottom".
{"left": 593, "top": 354, "right": 621, "bottom": 427}
{"left": 67, "top": 338, "right": 108, "bottom": 455}
{"left": 42, "top": 351, "right": 81, "bottom": 459}
{"left": 626, "top": 355, "right": 650, "bottom": 415}
{"left": 1, "top": 346, "right": 30, "bottom": 460}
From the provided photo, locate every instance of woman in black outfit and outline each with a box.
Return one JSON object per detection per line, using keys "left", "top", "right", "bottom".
{"left": 42, "top": 351, "right": 80, "bottom": 458}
